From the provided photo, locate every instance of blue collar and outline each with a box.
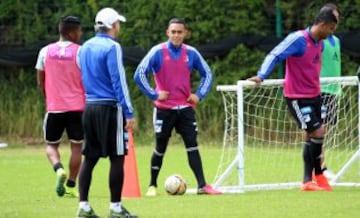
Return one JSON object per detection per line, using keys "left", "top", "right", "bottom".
{"left": 306, "top": 27, "right": 320, "bottom": 45}
{"left": 96, "top": 33, "right": 116, "bottom": 40}
{"left": 167, "top": 41, "right": 183, "bottom": 51}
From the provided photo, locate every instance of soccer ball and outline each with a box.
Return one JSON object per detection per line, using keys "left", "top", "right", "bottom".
{"left": 164, "top": 174, "right": 187, "bottom": 195}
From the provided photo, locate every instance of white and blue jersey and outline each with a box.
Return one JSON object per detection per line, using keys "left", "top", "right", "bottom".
{"left": 79, "top": 33, "right": 134, "bottom": 118}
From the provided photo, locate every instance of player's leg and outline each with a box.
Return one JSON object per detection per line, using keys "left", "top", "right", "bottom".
{"left": 64, "top": 111, "right": 83, "bottom": 197}
{"left": 108, "top": 155, "right": 137, "bottom": 217}
{"left": 43, "top": 112, "right": 67, "bottom": 196}
{"left": 302, "top": 138, "right": 313, "bottom": 183}
{"left": 76, "top": 105, "right": 100, "bottom": 218}
{"left": 146, "top": 108, "right": 175, "bottom": 196}
{"left": 77, "top": 156, "right": 99, "bottom": 218}
{"left": 305, "top": 96, "right": 332, "bottom": 190}
{"left": 176, "top": 107, "right": 221, "bottom": 195}
{"left": 109, "top": 155, "right": 136, "bottom": 218}
{"left": 104, "top": 106, "right": 137, "bottom": 217}
{"left": 285, "top": 98, "right": 326, "bottom": 191}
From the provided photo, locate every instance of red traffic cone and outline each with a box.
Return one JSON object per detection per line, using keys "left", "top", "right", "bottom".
{"left": 122, "top": 130, "right": 141, "bottom": 198}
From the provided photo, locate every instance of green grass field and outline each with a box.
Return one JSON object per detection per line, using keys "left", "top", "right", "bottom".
{"left": 1, "top": 142, "right": 360, "bottom": 218}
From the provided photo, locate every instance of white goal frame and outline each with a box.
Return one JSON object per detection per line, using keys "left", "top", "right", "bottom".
{"left": 214, "top": 76, "right": 360, "bottom": 193}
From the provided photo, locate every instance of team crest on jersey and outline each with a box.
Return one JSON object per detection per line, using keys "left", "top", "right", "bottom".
{"left": 333, "top": 52, "right": 339, "bottom": 61}
{"left": 312, "top": 53, "right": 320, "bottom": 64}
{"left": 184, "top": 55, "right": 189, "bottom": 62}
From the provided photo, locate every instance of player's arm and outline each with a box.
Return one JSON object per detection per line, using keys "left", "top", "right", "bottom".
{"left": 37, "top": 70, "right": 45, "bottom": 96}
{"left": 190, "top": 48, "right": 214, "bottom": 101}
{"left": 35, "top": 47, "right": 47, "bottom": 96}
{"left": 134, "top": 46, "right": 162, "bottom": 100}
{"left": 107, "top": 44, "right": 135, "bottom": 120}
{"left": 251, "top": 31, "right": 306, "bottom": 84}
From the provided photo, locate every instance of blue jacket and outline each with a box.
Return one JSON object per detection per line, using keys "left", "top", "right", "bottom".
{"left": 79, "top": 33, "right": 134, "bottom": 118}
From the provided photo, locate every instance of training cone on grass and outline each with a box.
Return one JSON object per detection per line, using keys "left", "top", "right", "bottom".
{"left": 123, "top": 130, "right": 141, "bottom": 198}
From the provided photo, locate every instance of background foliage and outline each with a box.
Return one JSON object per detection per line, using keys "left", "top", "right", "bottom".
{"left": 0, "top": 0, "right": 359, "bottom": 142}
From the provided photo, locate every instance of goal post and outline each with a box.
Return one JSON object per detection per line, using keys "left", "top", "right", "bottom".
{"left": 213, "top": 76, "right": 360, "bottom": 193}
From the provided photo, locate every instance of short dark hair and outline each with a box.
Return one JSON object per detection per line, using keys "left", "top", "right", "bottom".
{"left": 314, "top": 4, "right": 339, "bottom": 24}
{"left": 168, "top": 18, "right": 186, "bottom": 28}
{"left": 59, "top": 15, "right": 81, "bottom": 36}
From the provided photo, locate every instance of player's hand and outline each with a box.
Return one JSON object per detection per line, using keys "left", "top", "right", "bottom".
{"left": 125, "top": 118, "right": 136, "bottom": 131}
{"left": 247, "top": 76, "right": 263, "bottom": 87}
{"left": 157, "top": 90, "right": 169, "bottom": 101}
{"left": 187, "top": 93, "right": 200, "bottom": 104}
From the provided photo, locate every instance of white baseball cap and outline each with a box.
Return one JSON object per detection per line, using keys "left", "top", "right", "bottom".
{"left": 95, "top": 7, "right": 126, "bottom": 29}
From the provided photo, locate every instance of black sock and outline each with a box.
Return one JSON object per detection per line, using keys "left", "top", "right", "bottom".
{"left": 53, "top": 162, "right": 64, "bottom": 172}
{"left": 302, "top": 140, "right": 312, "bottom": 183}
{"left": 309, "top": 137, "right": 323, "bottom": 175}
{"left": 187, "top": 149, "right": 206, "bottom": 188}
{"left": 150, "top": 151, "right": 164, "bottom": 187}
{"left": 66, "top": 179, "right": 76, "bottom": 188}
{"left": 150, "top": 137, "right": 169, "bottom": 187}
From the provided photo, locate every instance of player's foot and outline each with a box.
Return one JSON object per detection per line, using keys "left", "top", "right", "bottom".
{"left": 64, "top": 186, "right": 79, "bottom": 198}
{"left": 109, "top": 206, "right": 138, "bottom": 218}
{"left": 56, "top": 168, "right": 67, "bottom": 197}
{"left": 315, "top": 174, "right": 333, "bottom": 191}
{"left": 197, "top": 184, "right": 222, "bottom": 195}
{"left": 145, "top": 185, "right": 157, "bottom": 197}
{"left": 301, "top": 181, "right": 324, "bottom": 191}
{"left": 323, "top": 169, "right": 336, "bottom": 180}
{"left": 76, "top": 207, "right": 100, "bottom": 218}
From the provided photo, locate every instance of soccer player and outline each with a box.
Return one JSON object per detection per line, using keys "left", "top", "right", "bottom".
{"left": 248, "top": 5, "right": 340, "bottom": 191}
{"left": 134, "top": 18, "right": 222, "bottom": 196}
{"left": 35, "top": 15, "right": 84, "bottom": 198}
{"left": 76, "top": 7, "right": 137, "bottom": 218}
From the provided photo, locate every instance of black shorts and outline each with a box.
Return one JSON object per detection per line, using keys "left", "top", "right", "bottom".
{"left": 82, "top": 104, "right": 127, "bottom": 159}
{"left": 154, "top": 107, "right": 197, "bottom": 148}
{"left": 43, "top": 112, "right": 83, "bottom": 144}
{"left": 321, "top": 93, "right": 338, "bottom": 125}
{"left": 285, "top": 96, "right": 322, "bottom": 132}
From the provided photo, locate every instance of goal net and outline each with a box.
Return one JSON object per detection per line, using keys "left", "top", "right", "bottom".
{"left": 213, "top": 76, "right": 360, "bottom": 193}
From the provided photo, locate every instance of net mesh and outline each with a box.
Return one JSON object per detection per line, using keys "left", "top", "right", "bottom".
{"left": 214, "top": 77, "right": 360, "bottom": 191}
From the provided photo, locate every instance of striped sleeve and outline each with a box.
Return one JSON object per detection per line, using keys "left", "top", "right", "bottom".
{"left": 134, "top": 45, "right": 162, "bottom": 100}
{"left": 188, "top": 46, "right": 214, "bottom": 100}
{"left": 257, "top": 31, "right": 306, "bottom": 80}
{"left": 108, "top": 42, "right": 134, "bottom": 118}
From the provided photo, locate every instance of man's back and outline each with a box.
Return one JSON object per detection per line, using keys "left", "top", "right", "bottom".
{"left": 43, "top": 41, "right": 84, "bottom": 111}
{"left": 80, "top": 34, "right": 118, "bottom": 101}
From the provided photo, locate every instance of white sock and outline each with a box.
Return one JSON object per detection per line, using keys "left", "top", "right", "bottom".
{"left": 79, "top": 201, "right": 91, "bottom": 212}
{"left": 110, "top": 202, "right": 122, "bottom": 213}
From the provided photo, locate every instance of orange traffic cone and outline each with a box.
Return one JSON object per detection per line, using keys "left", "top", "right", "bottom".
{"left": 123, "top": 130, "right": 141, "bottom": 198}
